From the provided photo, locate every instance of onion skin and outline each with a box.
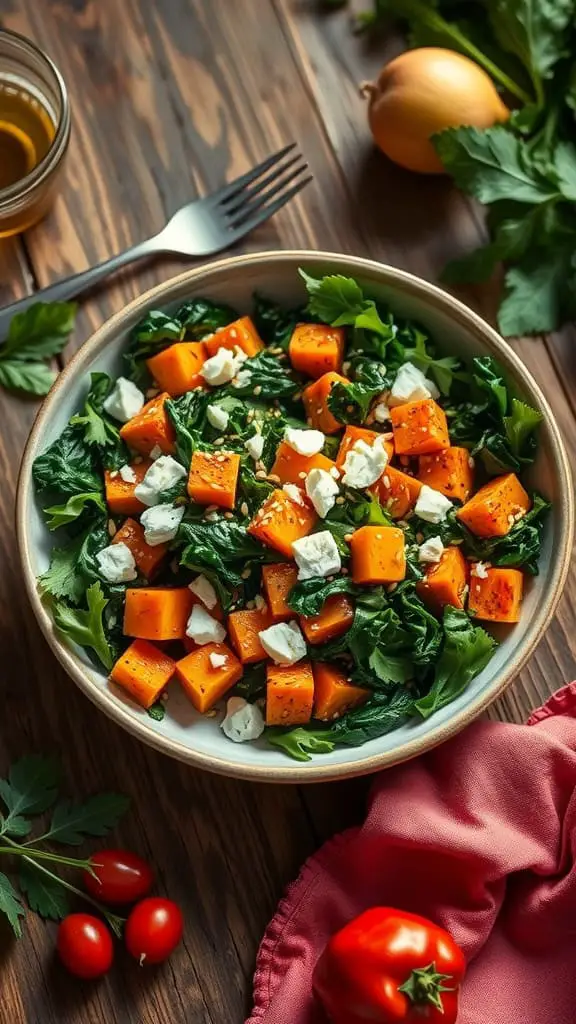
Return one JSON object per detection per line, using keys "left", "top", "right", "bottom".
{"left": 363, "top": 47, "right": 510, "bottom": 175}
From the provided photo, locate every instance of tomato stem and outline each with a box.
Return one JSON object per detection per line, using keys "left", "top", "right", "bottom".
{"left": 398, "top": 962, "right": 455, "bottom": 1013}
{"left": 0, "top": 844, "right": 93, "bottom": 871}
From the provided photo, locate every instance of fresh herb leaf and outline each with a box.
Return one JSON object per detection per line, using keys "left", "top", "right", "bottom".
{"left": 403, "top": 330, "right": 463, "bottom": 395}
{"left": 433, "top": 125, "right": 559, "bottom": 205}
{"left": 0, "top": 756, "right": 60, "bottom": 837}
{"left": 39, "top": 533, "right": 89, "bottom": 604}
{"left": 69, "top": 372, "right": 128, "bottom": 464}
{"left": 485, "top": 0, "right": 574, "bottom": 96}
{"left": 147, "top": 702, "right": 166, "bottom": 722}
{"left": 299, "top": 269, "right": 392, "bottom": 339}
{"left": 47, "top": 582, "right": 113, "bottom": 670}
{"left": 0, "top": 871, "right": 25, "bottom": 937}
{"left": 42, "top": 492, "right": 106, "bottom": 531}
{"left": 415, "top": 608, "right": 496, "bottom": 718}
{"left": 45, "top": 793, "right": 130, "bottom": 846}
{"left": 266, "top": 727, "right": 336, "bottom": 762}
{"left": 504, "top": 397, "right": 544, "bottom": 455}
{"left": 19, "top": 862, "right": 70, "bottom": 921}
{"left": 0, "top": 302, "right": 77, "bottom": 397}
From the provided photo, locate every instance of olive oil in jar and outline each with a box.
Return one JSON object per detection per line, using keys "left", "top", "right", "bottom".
{"left": 0, "top": 76, "right": 55, "bottom": 191}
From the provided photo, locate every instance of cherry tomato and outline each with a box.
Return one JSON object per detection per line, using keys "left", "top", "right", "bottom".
{"left": 57, "top": 914, "right": 113, "bottom": 979}
{"left": 125, "top": 898, "right": 183, "bottom": 965}
{"left": 84, "top": 849, "right": 153, "bottom": 905}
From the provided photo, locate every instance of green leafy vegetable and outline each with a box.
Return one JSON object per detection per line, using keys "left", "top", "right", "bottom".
{"left": 287, "top": 576, "right": 358, "bottom": 616}
{"left": 69, "top": 372, "right": 128, "bottom": 464}
{"left": 415, "top": 608, "right": 496, "bottom": 718}
{"left": 403, "top": 328, "right": 463, "bottom": 396}
{"left": 33, "top": 426, "right": 102, "bottom": 499}
{"left": 224, "top": 350, "right": 300, "bottom": 400}
{"left": 464, "top": 492, "right": 550, "bottom": 574}
{"left": 0, "top": 753, "right": 129, "bottom": 935}
{"left": 176, "top": 298, "right": 238, "bottom": 337}
{"left": 252, "top": 293, "right": 306, "bottom": 350}
{"left": 300, "top": 269, "right": 393, "bottom": 339}
{"left": 44, "top": 794, "right": 130, "bottom": 846}
{"left": 0, "top": 302, "right": 76, "bottom": 397}
{"left": 19, "top": 862, "right": 70, "bottom": 921}
{"left": 328, "top": 359, "right": 390, "bottom": 422}
{"left": 147, "top": 701, "right": 166, "bottom": 722}
{"left": 47, "top": 582, "right": 113, "bottom": 670}
{"left": 42, "top": 492, "right": 106, "bottom": 531}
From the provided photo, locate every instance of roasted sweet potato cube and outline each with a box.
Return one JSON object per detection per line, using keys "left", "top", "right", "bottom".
{"left": 175, "top": 642, "right": 242, "bottom": 712}
{"left": 110, "top": 639, "right": 175, "bottom": 708}
{"left": 300, "top": 594, "right": 354, "bottom": 645}
{"left": 270, "top": 440, "right": 336, "bottom": 486}
{"left": 247, "top": 489, "right": 317, "bottom": 558}
{"left": 336, "top": 425, "right": 394, "bottom": 468}
{"left": 266, "top": 662, "right": 314, "bottom": 726}
{"left": 261, "top": 563, "right": 299, "bottom": 622}
{"left": 313, "top": 662, "right": 369, "bottom": 721}
{"left": 457, "top": 473, "right": 531, "bottom": 538}
{"left": 416, "top": 546, "right": 468, "bottom": 616}
{"left": 390, "top": 399, "right": 450, "bottom": 455}
{"left": 123, "top": 587, "right": 193, "bottom": 641}
{"left": 104, "top": 459, "right": 152, "bottom": 516}
{"left": 418, "top": 446, "right": 474, "bottom": 502}
{"left": 187, "top": 449, "right": 240, "bottom": 510}
{"left": 227, "top": 608, "right": 271, "bottom": 664}
{"left": 370, "top": 465, "right": 422, "bottom": 520}
{"left": 350, "top": 525, "right": 406, "bottom": 585}
{"left": 119, "top": 392, "right": 176, "bottom": 455}
{"left": 203, "top": 316, "right": 264, "bottom": 358}
{"left": 113, "top": 518, "right": 167, "bottom": 579}
{"left": 288, "top": 322, "right": 345, "bottom": 379}
{"left": 146, "top": 341, "right": 206, "bottom": 396}
{"left": 468, "top": 567, "right": 523, "bottom": 623}
{"left": 302, "top": 372, "right": 350, "bottom": 434}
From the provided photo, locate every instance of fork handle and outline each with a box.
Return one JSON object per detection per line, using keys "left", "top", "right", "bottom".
{"left": 0, "top": 234, "right": 163, "bottom": 341}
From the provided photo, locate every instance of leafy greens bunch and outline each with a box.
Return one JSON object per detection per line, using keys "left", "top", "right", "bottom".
{"left": 347, "top": 0, "right": 576, "bottom": 336}
{"left": 0, "top": 755, "right": 128, "bottom": 936}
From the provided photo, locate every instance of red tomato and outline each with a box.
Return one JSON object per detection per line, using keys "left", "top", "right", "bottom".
{"left": 84, "top": 849, "right": 153, "bottom": 905}
{"left": 125, "top": 898, "right": 183, "bottom": 965}
{"left": 57, "top": 914, "right": 113, "bottom": 979}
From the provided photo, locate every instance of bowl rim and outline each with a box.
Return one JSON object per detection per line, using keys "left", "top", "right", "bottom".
{"left": 16, "top": 249, "right": 574, "bottom": 782}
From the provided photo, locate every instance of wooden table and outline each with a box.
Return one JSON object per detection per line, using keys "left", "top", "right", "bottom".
{"left": 0, "top": 2, "right": 574, "bottom": 1021}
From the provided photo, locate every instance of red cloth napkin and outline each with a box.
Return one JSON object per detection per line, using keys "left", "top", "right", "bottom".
{"left": 248, "top": 683, "right": 576, "bottom": 1024}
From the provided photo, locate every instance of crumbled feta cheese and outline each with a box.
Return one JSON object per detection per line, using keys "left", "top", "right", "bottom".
{"left": 418, "top": 536, "right": 445, "bottom": 564}
{"left": 329, "top": 466, "right": 340, "bottom": 479}
{"left": 185, "top": 604, "right": 226, "bottom": 645}
{"left": 188, "top": 574, "right": 218, "bottom": 610}
{"left": 472, "top": 561, "right": 490, "bottom": 579}
{"left": 414, "top": 485, "right": 452, "bottom": 524}
{"left": 209, "top": 651, "right": 227, "bottom": 669}
{"left": 140, "top": 503, "right": 184, "bottom": 545}
{"left": 207, "top": 404, "right": 230, "bottom": 431}
{"left": 150, "top": 444, "right": 163, "bottom": 460}
{"left": 373, "top": 402, "right": 391, "bottom": 423}
{"left": 133, "top": 455, "right": 187, "bottom": 506}
{"left": 283, "top": 483, "right": 306, "bottom": 505}
{"left": 284, "top": 427, "right": 325, "bottom": 456}
{"left": 258, "top": 621, "right": 307, "bottom": 665}
{"left": 96, "top": 542, "right": 137, "bottom": 583}
{"left": 305, "top": 468, "right": 339, "bottom": 518}
{"left": 389, "top": 363, "right": 440, "bottom": 407}
{"left": 221, "top": 697, "right": 265, "bottom": 743}
{"left": 245, "top": 431, "right": 265, "bottom": 461}
{"left": 342, "top": 438, "right": 388, "bottom": 489}
{"left": 200, "top": 346, "right": 239, "bottom": 386}
{"left": 103, "top": 377, "right": 144, "bottom": 422}
{"left": 292, "top": 531, "right": 342, "bottom": 580}
{"left": 232, "top": 369, "right": 252, "bottom": 388}
{"left": 119, "top": 464, "right": 137, "bottom": 484}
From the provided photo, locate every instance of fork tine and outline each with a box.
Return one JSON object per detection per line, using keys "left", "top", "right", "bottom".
{"left": 208, "top": 143, "right": 297, "bottom": 205}
{"left": 227, "top": 163, "right": 310, "bottom": 229}
{"left": 228, "top": 175, "right": 313, "bottom": 240}
{"left": 221, "top": 153, "right": 303, "bottom": 213}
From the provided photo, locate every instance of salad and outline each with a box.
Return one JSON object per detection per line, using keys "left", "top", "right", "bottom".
{"left": 33, "top": 270, "right": 549, "bottom": 761}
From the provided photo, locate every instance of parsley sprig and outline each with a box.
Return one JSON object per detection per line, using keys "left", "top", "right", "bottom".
{"left": 0, "top": 302, "right": 76, "bottom": 396}
{"left": 0, "top": 755, "right": 129, "bottom": 936}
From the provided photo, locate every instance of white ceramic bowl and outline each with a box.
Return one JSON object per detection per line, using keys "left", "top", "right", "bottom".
{"left": 17, "top": 251, "right": 574, "bottom": 781}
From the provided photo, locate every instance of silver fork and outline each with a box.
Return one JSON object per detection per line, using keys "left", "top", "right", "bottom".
{"left": 0, "top": 144, "right": 311, "bottom": 339}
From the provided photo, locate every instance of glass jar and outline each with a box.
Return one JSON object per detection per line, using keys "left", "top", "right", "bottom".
{"left": 0, "top": 29, "right": 70, "bottom": 237}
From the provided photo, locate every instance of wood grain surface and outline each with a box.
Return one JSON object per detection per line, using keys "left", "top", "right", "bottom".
{"left": 0, "top": 2, "right": 574, "bottom": 1022}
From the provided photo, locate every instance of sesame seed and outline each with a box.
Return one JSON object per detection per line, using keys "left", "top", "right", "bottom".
{"left": 241, "top": 568, "right": 251, "bottom": 579}
{"left": 267, "top": 473, "right": 281, "bottom": 483}
{"left": 255, "top": 470, "right": 267, "bottom": 479}
{"left": 240, "top": 502, "right": 249, "bottom": 516}
{"left": 344, "top": 533, "right": 353, "bottom": 542}
{"left": 335, "top": 496, "right": 345, "bottom": 505}
{"left": 316, "top": 407, "right": 323, "bottom": 415}
{"left": 387, "top": 582, "right": 398, "bottom": 593}
{"left": 253, "top": 385, "right": 262, "bottom": 396}
{"left": 108, "top": 519, "right": 117, "bottom": 537}
{"left": 229, "top": 328, "right": 238, "bottom": 339}
{"left": 214, "top": 437, "right": 225, "bottom": 446}
{"left": 341, "top": 567, "right": 349, "bottom": 575}
{"left": 133, "top": 455, "right": 143, "bottom": 464}
{"left": 298, "top": 471, "right": 307, "bottom": 481}
{"left": 224, "top": 511, "right": 234, "bottom": 519}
